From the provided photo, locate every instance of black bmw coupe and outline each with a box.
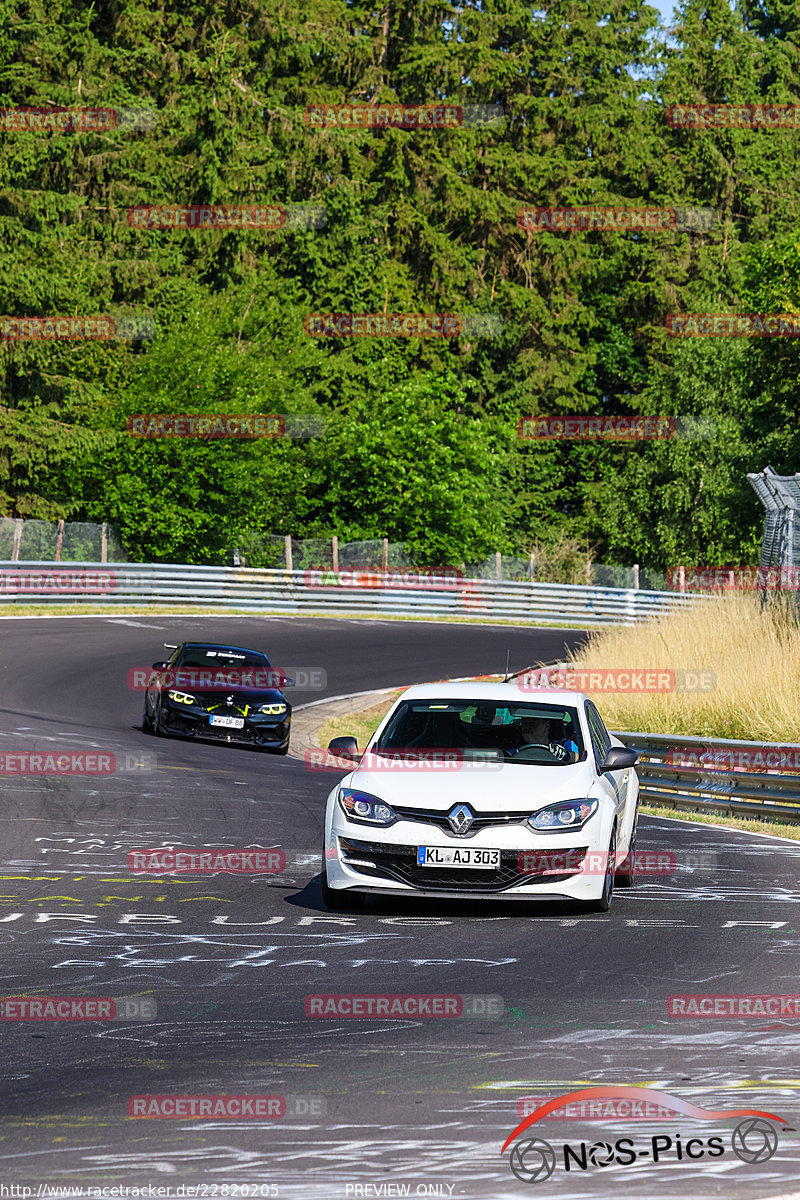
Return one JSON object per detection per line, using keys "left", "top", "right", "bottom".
{"left": 142, "top": 642, "right": 292, "bottom": 754}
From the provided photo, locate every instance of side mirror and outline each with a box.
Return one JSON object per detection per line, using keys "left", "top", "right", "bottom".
{"left": 328, "top": 736, "right": 359, "bottom": 761}
{"left": 281, "top": 677, "right": 295, "bottom": 688}
{"left": 152, "top": 661, "right": 171, "bottom": 671}
{"left": 600, "top": 746, "right": 638, "bottom": 773}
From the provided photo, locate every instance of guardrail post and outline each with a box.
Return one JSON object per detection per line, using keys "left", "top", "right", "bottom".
{"left": 585, "top": 558, "right": 592, "bottom": 584}
{"left": 332, "top": 535, "right": 339, "bottom": 573}
{"left": 11, "top": 518, "right": 22, "bottom": 562}
{"left": 101, "top": 523, "right": 108, "bottom": 563}
{"left": 382, "top": 538, "right": 388, "bottom": 571}
{"left": 632, "top": 563, "right": 639, "bottom": 590}
{"left": 284, "top": 534, "right": 293, "bottom": 572}
{"left": 495, "top": 551, "right": 502, "bottom": 581}
{"left": 529, "top": 550, "right": 535, "bottom": 583}
{"left": 55, "top": 519, "right": 64, "bottom": 562}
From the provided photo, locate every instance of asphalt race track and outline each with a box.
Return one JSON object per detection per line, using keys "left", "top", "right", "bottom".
{"left": 0, "top": 614, "right": 798, "bottom": 1198}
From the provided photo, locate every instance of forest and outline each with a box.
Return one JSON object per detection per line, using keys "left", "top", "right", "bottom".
{"left": 1, "top": 0, "right": 800, "bottom": 566}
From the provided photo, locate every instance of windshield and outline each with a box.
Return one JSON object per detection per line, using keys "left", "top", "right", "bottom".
{"left": 173, "top": 648, "right": 279, "bottom": 688}
{"left": 371, "top": 700, "right": 586, "bottom": 765}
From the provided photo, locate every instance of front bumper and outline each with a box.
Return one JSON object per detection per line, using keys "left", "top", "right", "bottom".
{"left": 161, "top": 702, "right": 290, "bottom": 748}
{"left": 325, "top": 808, "right": 614, "bottom": 901}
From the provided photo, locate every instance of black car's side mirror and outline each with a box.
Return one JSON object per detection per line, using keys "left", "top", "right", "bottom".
{"left": 151, "top": 661, "right": 171, "bottom": 671}
{"left": 600, "top": 746, "right": 638, "bottom": 773}
{"left": 328, "top": 736, "right": 359, "bottom": 760}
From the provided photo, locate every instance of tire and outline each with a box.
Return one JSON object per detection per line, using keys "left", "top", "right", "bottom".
{"left": 152, "top": 696, "right": 167, "bottom": 737}
{"left": 141, "top": 697, "right": 155, "bottom": 734}
{"left": 616, "top": 819, "right": 637, "bottom": 888}
{"left": 586, "top": 824, "right": 616, "bottom": 913}
{"left": 321, "top": 861, "right": 364, "bottom": 910}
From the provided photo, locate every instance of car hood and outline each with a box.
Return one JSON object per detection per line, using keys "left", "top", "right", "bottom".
{"left": 346, "top": 758, "right": 596, "bottom": 813}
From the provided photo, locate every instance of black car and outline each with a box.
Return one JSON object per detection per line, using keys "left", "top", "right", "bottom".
{"left": 142, "top": 642, "right": 292, "bottom": 754}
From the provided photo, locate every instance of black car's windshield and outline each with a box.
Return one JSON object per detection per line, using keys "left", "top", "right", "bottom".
{"left": 173, "top": 648, "right": 278, "bottom": 688}
{"left": 371, "top": 700, "right": 585, "bottom": 765}
{"left": 177, "top": 649, "right": 269, "bottom": 672}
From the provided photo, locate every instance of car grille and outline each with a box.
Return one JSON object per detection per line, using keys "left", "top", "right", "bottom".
{"left": 392, "top": 806, "right": 532, "bottom": 833}
{"left": 339, "top": 838, "right": 588, "bottom": 892}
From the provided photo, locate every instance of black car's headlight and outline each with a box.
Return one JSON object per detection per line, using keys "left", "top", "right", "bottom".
{"left": 259, "top": 703, "right": 287, "bottom": 716}
{"left": 337, "top": 788, "right": 396, "bottom": 826}
{"left": 168, "top": 690, "right": 196, "bottom": 705}
{"left": 528, "top": 798, "right": 599, "bottom": 831}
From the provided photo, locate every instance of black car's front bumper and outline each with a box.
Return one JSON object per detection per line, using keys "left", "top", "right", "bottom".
{"left": 160, "top": 702, "right": 290, "bottom": 749}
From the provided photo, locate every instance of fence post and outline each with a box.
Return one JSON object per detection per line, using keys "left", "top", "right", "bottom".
{"left": 284, "top": 534, "right": 293, "bottom": 572}
{"left": 530, "top": 550, "right": 536, "bottom": 583}
{"left": 585, "top": 558, "right": 592, "bottom": 585}
{"left": 332, "top": 535, "right": 339, "bottom": 573}
{"left": 55, "top": 519, "right": 65, "bottom": 562}
{"left": 101, "top": 523, "right": 108, "bottom": 564}
{"left": 632, "top": 562, "right": 639, "bottom": 590}
{"left": 495, "top": 551, "right": 502, "bottom": 581}
{"left": 382, "top": 537, "right": 388, "bottom": 572}
{"left": 11, "top": 518, "right": 22, "bottom": 562}
{"left": 678, "top": 565, "right": 685, "bottom": 594}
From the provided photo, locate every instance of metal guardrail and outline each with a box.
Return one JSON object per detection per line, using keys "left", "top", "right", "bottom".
{"left": 0, "top": 561, "right": 710, "bottom": 625}
{"left": 616, "top": 731, "right": 800, "bottom": 822}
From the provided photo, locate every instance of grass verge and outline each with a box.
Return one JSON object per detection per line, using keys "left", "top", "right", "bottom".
{"left": 317, "top": 696, "right": 399, "bottom": 750}
{"left": 562, "top": 591, "right": 800, "bottom": 742}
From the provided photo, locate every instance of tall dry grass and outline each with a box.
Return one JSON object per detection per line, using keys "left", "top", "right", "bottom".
{"left": 570, "top": 591, "right": 800, "bottom": 740}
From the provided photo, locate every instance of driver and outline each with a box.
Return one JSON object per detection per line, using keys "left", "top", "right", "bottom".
{"left": 507, "top": 715, "right": 577, "bottom": 761}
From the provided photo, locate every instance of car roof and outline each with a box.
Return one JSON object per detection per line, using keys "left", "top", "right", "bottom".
{"left": 395, "top": 681, "right": 588, "bottom": 704}
{"left": 177, "top": 642, "right": 268, "bottom": 657}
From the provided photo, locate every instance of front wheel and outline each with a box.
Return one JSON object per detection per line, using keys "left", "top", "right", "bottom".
{"left": 616, "top": 819, "right": 637, "bottom": 888}
{"left": 586, "top": 824, "right": 616, "bottom": 913}
{"left": 141, "top": 697, "right": 155, "bottom": 734}
{"left": 321, "top": 861, "right": 364, "bottom": 910}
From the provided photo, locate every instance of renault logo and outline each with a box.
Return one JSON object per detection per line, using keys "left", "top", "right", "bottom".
{"left": 448, "top": 803, "right": 475, "bottom": 835}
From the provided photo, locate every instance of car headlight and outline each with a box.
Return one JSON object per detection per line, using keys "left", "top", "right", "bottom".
{"left": 528, "top": 798, "right": 599, "bottom": 831}
{"left": 168, "top": 690, "right": 196, "bottom": 705}
{"left": 260, "top": 703, "right": 287, "bottom": 716}
{"left": 337, "top": 788, "right": 396, "bottom": 826}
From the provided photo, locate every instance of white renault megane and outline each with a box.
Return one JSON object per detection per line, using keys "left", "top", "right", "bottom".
{"left": 321, "top": 682, "right": 639, "bottom": 912}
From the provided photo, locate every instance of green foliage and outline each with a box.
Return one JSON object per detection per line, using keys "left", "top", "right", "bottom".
{"left": 0, "top": 0, "right": 798, "bottom": 567}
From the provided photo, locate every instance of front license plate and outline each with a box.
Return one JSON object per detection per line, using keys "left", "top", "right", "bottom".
{"left": 417, "top": 846, "right": 501, "bottom": 869}
{"left": 209, "top": 715, "right": 244, "bottom": 730}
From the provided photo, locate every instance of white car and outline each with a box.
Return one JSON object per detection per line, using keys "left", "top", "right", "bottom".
{"left": 321, "top": 682, "right": 639, "bottom": 912}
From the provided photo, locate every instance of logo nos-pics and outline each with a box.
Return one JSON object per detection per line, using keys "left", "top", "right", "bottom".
{"left": 502, "top": 1086, "right": 786, "bottom": 1183}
